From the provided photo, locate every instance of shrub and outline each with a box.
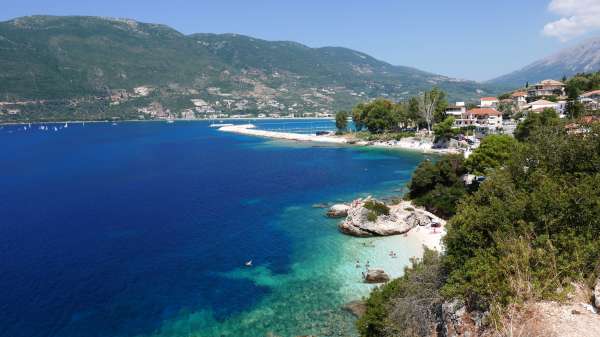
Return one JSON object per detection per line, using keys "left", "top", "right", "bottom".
{"left": 364, "top": 200, "right": 390, "bottom": 216}
{"left": 443, "top": 123, "right": 600, "bottom": 311}
{"left": 367, "top": 212, "right": 378, "bottom": 222}
{"left": 357, "top": 248, "right": 445, "bottom": 337}
{"left": 464, "top": 134, "right": 519, "bottom": 175}
{"left": 407, "top": 154, "right": 467, "bottom": 218}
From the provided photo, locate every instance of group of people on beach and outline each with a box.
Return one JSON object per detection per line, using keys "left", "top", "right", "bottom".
{"left": 356, "top": 260, "right": 371, "bottom": 280}
{"left": 355, "top": 259, "right": 370, "bottom": 269}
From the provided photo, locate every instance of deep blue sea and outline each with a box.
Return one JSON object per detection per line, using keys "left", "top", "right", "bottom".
{"left": 0, "top": 120, "right": 425, "bottom": 337}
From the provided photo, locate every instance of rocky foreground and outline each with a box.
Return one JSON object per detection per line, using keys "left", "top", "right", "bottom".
{"left": 333, "top": 196, "right": 445, "bottom": 237}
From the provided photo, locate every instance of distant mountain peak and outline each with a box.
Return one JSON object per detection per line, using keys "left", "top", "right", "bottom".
{"left": 488, "top": 36, "right": 600, "bottom": 87}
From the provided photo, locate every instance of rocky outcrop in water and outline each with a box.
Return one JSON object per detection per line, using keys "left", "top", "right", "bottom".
{"left": 343, "top": 300, "right": 367, "bottom": 318}
{"left": 338, "top": 197, "right": 443, "bottom": 237}
{"left": 326, "top": 204, "right": 350, "bottom": 218}
{"left": 364, "top": 268, "right": 390, "bottom": 283}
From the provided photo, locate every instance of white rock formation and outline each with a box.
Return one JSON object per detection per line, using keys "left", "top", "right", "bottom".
{"left": 327, "top": 204, "right": 350, "bottom": 218}
{"left": 338, "top": 197, "right": 444, "bottom": 237}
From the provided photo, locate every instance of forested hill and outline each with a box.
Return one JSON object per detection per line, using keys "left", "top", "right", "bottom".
{"left": 0, "top": 16, "right": 499, "bottom": 122}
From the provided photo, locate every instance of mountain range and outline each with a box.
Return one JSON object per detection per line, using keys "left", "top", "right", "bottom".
{"left": 0, "top": 15, "right": 599, "bottom": 122}
{"left": 488, "top": 37, "right": 600, "bottom": 87}
{"left": 0, "top": 16, "right": 496, "bottom": 121}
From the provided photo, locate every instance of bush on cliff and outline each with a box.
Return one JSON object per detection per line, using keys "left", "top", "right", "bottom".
{"left": 407, "top": 154, "right": 467, "bottom": 218}
{"left": 364, "top": 200, "right": 390, "bottom": 222}
{"left": 442, "top": 122, "right": 600, "bottom": 311}
{"left": 359, "top": 119, "right": 600, "bottom": 336}
{"left": 357, "top": 248, "right": 445, "bottom": 337}
{"left": 464, "top": 134, "right": 519, "bottom": 176}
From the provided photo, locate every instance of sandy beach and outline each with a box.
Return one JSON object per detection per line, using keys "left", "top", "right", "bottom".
{"left": 219, "top": 123, "right": 460, "bottom": 154}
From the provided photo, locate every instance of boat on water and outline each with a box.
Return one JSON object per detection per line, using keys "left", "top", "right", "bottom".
{"left": 245, "top": 260, "right": 253, "bottom": 267}
{"left": 64, "top": 122, "right": 68, "bottom": 128}
{"left": 209, "top": 123, "right": 234, "bottom": 128}
{"left": 166, "top": 119, "right": 175, "bottom": 124}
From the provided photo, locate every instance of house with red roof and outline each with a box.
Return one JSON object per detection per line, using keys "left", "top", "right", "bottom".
{"left": 527, "top": 79, "right": 565, "bottom": 97}
{"left": 453, "top": 108, "right": 503, "bottom": 131}
{"left": 510, "top": 91, "right": 528, "bottom": 108}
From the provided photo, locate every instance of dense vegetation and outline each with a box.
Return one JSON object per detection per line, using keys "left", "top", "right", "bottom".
{"left": 357, "top": 249, "right": 445, "bottom": 337}
{"left": 350, "top": 88, "right": 448, "bottom": 135}
{"left": 359, "top": 114, "right": 600, "bottom": 336}
{"left": 463, "top": 134, "right": 519, "bottom": 175}
{"left": 335, "top": 111, "right": 348, "bottom": 133}
{"left": 564, "top": 71, "right": 600, "bottom": 118}
{"left": 407, "top": 154, "right": 467, "bottom": 218}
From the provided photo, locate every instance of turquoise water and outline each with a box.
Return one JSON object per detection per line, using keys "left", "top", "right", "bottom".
{"left": 0, "top": 121, "right": 426, "bottom": 337}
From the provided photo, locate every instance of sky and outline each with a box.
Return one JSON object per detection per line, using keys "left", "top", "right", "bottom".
{"left": 2, "top": 0, "right": 600, "bottom": 81}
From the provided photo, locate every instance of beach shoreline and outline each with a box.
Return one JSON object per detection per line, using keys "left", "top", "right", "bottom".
{"left": 0, "top": 116, "right": 334, "bottom": 126}
{"left": 219, "top": 123, "right": 461, "bottom": 154}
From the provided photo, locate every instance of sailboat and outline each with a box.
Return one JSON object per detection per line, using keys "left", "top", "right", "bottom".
{"left": 245, "top": 260, "right": 253, "bottom": 267}
{"left": 64, "top": 122, "right": 68, "bottom": 128}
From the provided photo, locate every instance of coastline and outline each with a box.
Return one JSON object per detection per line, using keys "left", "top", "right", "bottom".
{"left": 0, "top": 116, "right": 334, "bottom": 126}
{"left": 219, "top": 123, "right": 461, "bottom": 154}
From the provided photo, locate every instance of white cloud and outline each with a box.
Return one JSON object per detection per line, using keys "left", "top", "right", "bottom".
{"left": 543, "top": 0, "right": 600, "bottom": 41}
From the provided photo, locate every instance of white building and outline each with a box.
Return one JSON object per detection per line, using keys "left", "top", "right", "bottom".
{"left": 527, "top": 99, "right": 565, "bottom": 114}
{"left": 454, "top": 108, "right": 503, "bottom": 131}
{"left": 527, "top": 79, "right": 566, "bottom": 97}
{"left": 445, "top": 102, "right": 466, "bottom": 117}
{"left": 510, "top": 91, "right": 528, "bottom": 108}
{"left": 480, "top": 97, "right": 499, "bottom": 108}
{"left": 579, "top": 90, "right": 600, "bottom": 110}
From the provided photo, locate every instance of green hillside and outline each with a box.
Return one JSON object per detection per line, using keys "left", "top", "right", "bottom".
{"left": 0, "top": 16, "right": 500, "bottom": 122}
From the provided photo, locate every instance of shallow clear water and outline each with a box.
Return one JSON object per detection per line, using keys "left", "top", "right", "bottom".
{"left": 0, "top": 121, "right": 426, "bottom": 337}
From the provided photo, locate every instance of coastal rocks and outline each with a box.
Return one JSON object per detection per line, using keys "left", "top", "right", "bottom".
{"left": 594, "top": 277, "right": 600, "bottom": 309}
{"left": 343, "top": 300, "right": 367, "bottom": 318}
{"left": 326, "top": 204, "right": 350, "bottom": 218}
{"left": 439, "top": 300, "right": 484, "bottom": 337}
{"left": 338, "top": 197, "right": 443, "bottom": 237}
{"left": 364, "top": 268, "right": 390, "bottom": 283}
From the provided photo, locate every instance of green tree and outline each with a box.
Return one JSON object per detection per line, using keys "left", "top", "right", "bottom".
{"left": 363, "top": 99, "right": 397, "bottom": 133}
{"left": 352, "top": 103, "right": 366, "bottom": 131}
{"left": 418, "top": 87, "right": 446, "bottom": 133}
{"left": 407, "top": 97, "right": 421, "bottom": 126}
{"left": 433, "top": 88, "right": 449, "bottom": 123}
{"left": 514, "top": 108, "right": 559, "bottom": 141}
{"left": 335, "top": 111, "right": 348, "bottom": 132}
{"left": 408, "top": 154, "right": 467, "bottom": 218}
{"left": 432, "top": 116, "right": 456, "bottom": 142}
{"left": 443, "top": 123, "right": 600, "bottom": 310}
{"left": 565, "top": 82, "right": 584, "bottom": 119}
{"left": 464, "top": 134, "right": 519, "bottom": 175}
{"left": 497, "top": 100, "right": 514, "bottom": 119}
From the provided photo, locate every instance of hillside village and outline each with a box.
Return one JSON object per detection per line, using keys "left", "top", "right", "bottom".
{"left": 444, "top": 78, "right": 600, "bottom": 135}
